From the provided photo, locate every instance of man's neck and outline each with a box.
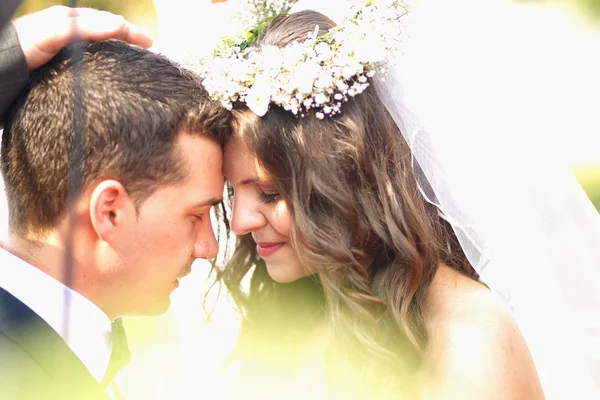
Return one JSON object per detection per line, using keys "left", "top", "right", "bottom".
{"left": 2, "top": 233, "right": 76, "bottom": 287}
{"left": 2, "top": 230, "right": 121, "bottom": 321}
{"left": 0, "top": 239, "right": 115, "bottom": 384}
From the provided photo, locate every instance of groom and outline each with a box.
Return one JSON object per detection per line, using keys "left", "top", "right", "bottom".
{"left": 0, "top": 39, "right": 230, "bottom": 399}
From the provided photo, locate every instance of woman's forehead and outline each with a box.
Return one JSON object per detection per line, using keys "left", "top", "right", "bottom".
{"left": 224, "top": 136, "right": 277, "bottom": 185}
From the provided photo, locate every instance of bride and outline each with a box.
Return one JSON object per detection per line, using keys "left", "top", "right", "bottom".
{"left": 193, "top": 1, "right": 599, "bottom": 398}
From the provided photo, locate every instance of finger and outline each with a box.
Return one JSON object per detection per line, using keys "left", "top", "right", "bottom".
{"left": 105, "top": 19, "right": 154, "bottom": 49}
{"left": 70, "top": 8, "right": 154, "bottom": 48}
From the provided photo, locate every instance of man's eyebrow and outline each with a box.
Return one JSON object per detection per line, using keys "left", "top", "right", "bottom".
{"left": 191, "top": 197, "right": 223, "bottom": 208}
{"left": 240, "top": 178, "right": 259, "bottom": 185}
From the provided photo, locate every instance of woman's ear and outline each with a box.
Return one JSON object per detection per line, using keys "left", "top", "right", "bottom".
{"left": 89, "top": 180, "right": 130, "bottom": 243}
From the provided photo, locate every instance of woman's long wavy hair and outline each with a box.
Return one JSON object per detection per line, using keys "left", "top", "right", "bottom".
{"left": 215, "top": 10, "right": 478, "bottom": 397}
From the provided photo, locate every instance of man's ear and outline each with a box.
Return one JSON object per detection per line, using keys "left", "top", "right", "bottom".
{"left": 89, "top": 180, "right": 131, "bottom": 243}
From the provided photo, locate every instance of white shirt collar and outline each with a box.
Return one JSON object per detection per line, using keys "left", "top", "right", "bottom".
{"left": 0, "top": 246, "right": 113, "bottom": 383}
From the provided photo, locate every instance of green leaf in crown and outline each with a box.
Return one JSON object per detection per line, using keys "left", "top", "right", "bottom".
{"left": 210, "top": 0, "right": 300, "bottom": 57}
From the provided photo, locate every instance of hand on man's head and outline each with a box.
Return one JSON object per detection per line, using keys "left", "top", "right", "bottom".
{"left": 13, "top": 5, "right": 153, "bottom": 71}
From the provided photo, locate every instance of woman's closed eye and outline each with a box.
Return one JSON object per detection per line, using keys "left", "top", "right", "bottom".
{"left": 227, "top": 181, "right": 280, "bottom": 204}
{"left": 258, "top": 190, "right": 280, "bottom": 204}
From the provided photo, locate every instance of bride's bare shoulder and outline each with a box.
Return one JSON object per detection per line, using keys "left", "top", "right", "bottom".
{"left": 423, "top": 264, "right": 507, "bottom": 324}
{"left": 418, "top": 265, "right": 544, "bottom": 399}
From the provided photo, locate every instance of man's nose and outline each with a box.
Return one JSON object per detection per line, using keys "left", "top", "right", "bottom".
{"left": 193, "top": 224, "right": 219, "bottom": 260}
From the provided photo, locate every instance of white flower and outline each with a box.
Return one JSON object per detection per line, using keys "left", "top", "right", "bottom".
{"left": 315, "top": 70, "right": 334, "bottom": 89}
{"left": 315, "top": 42, "right": 333, "bottom": 61}
{"left": 354, "top": 36, "right": 388, "bottom": 63}
{"left": 342, "top": 65, "right": 358, "bottom": 80}
{"left": 330, "top": 66, "right": 341, "bottom": 77}
{"left": 315, "top": 93, "right": 328, "bottom": 105}
{"left": 246, "top": 76, "right": 272, "bottom": 117}
{"left": 272, "top": 92, "right": 286, "bottom": 104}
{"left": 336, "top": 81, "right": 349, "bottom": 92}
{"left": 294, "top": 61, "right": 320, "bottom": 94}
{"left": 261, "top": 45, "right": 281, "bottom": 62}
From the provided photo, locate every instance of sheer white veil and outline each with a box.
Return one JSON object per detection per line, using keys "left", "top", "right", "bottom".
{"left": 292, "top": 0, "right": 600, "bottom": 397}
{"left": 376, "top": 58, "right": 600, "bottom": 399}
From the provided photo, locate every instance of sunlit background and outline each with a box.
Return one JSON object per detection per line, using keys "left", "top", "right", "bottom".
{"left": 1, "top": 0, "right": 600, "bottom": 398}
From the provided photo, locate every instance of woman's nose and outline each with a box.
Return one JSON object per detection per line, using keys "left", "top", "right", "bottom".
{"left": 230, "top": 196, "right": 267, "bottom": 236}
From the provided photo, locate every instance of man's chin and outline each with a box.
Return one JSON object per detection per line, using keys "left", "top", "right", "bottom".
{"left": 131, "top": 296, "right": 172, "bottom": 317}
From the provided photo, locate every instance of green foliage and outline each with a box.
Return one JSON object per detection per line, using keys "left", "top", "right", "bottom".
{"left": 518, "top": 0, "right": 600, "bottom": 20}
{"left": 587, "top": 187, "right": 600, "bottom": 211}
{"left": 16, "top": 0, "right": 155, "bottom": 18}
{"left": 561, "top": 0, "right": 600, "bottom": 17}
{"left": 574, "top": 167, "right": 600, "bottom": 212}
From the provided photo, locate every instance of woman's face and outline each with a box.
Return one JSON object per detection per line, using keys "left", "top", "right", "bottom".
{"left": 223, "top": 135, "right": 310, "bottom": 283}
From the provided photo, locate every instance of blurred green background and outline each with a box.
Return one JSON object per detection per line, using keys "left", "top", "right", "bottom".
{"left": 16, "top": 0, "right": 159, "bottom": 35}
{"left": 15, "top": 0, "right": 600, "bottom": 25}
{"left": 576, "top": 166, "right": 600, "bottom": 210}
{"left": 519, "top": 0, "right": 600, "bottom": 20}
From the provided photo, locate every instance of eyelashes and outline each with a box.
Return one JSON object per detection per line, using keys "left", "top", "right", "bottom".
{"left": 258, "top": 191, "right": 280, "bottom": 204}
{"left": 226, "top": 183, "right": 280, "bottom": 204}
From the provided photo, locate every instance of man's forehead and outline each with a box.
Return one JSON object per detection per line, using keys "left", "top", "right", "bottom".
{"left": 188, "top": 197, "right": 223, "bottom": 209}
{"left": 176, "top": 133, "right": 224, "bottom": 173}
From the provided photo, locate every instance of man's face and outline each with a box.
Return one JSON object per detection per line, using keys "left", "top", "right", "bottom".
{"left": 110, "top": 133, "right": 224, "bottom": 317}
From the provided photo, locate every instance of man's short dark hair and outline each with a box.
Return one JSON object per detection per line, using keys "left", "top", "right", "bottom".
{"left": 1, "top": 40, "right": 230, "bottom": 237}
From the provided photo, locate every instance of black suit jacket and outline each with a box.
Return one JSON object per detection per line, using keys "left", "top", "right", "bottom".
{"left": 0, "top": 21, "right": 28, "bottom": 127}
{"left": 0, "top": 286, "right": 110, "bottom": 400}
{"left": 0, "top": 0, "right": 21, "bottom": 33}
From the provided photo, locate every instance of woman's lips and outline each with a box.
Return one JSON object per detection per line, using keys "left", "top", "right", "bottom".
{"left": 256, "top": 242, "right": 285, "bottom": 258}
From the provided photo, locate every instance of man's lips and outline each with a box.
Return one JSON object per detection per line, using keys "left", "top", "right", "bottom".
{"left": 256, "top": 242, "right": 285, "bottom": 258}
{"left": 179, "top": 269, "right": 191, "bottom": 279}
{"left": 174, "top": 267, "right": 192, "bottom": 286}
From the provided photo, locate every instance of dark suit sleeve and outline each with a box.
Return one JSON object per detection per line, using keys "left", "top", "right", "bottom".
{"left": 0, "top": 333, "right": 109, "bottom": 400}
{"left": 0, "top": 0, "right": 21, "bottom": 33}
{"left": 0, "top": 333, "right": 61, "bottom": 400}
{"left": 0, "top": 22, "right": 28, "bottom": 125}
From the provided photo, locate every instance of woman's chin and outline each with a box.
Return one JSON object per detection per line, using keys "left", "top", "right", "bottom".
{"left": 266, "top": 262, "right": 312, "bottom": 283}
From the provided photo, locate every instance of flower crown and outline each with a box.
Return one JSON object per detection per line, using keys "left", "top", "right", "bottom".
{"left": 193, "top": 0, "right": 407, "bottom": 119}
